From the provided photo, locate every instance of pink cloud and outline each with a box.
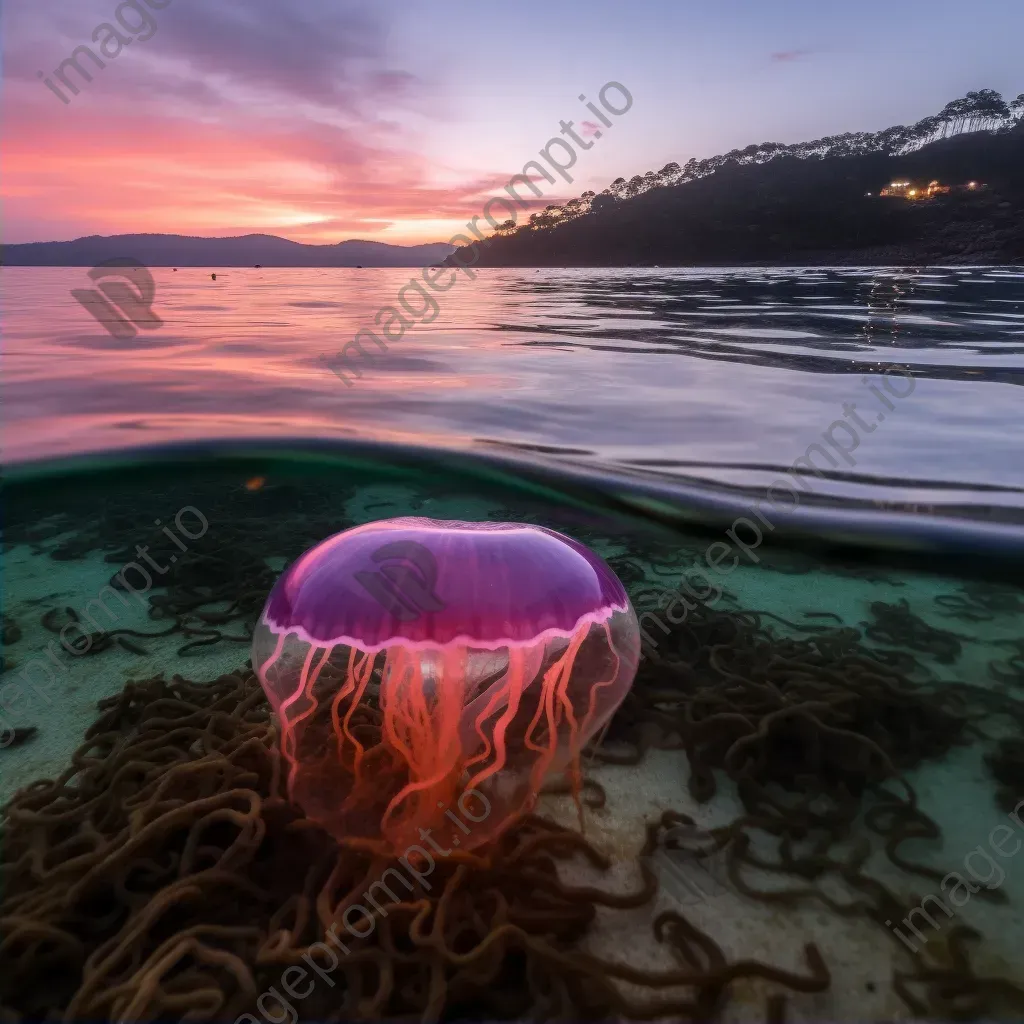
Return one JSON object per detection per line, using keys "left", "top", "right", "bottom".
{"left": 771, "top": 48, "right": 814, "bottom": 63}
{"left": 581, "top": 120, "right": 603, "bottom": 138}
{"left": 1, "top": 79, "right": 576, "bottom": 245}
{"left": 1, "top": 0, "right": 481, "bottom": 243}
{"left": 1, "top": 2, "right": 581, "bottom": 246}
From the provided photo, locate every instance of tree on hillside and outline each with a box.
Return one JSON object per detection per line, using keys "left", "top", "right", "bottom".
{"left": 908, "top": 114, "right": 942, "bottom": 147}
{"left": 608, "top": 177, "right": 628, "bottom": 201}
{"left": 500, "top": 87, "right": 1022, "bottom": 239}
{"left": 934, "top": 90, "right": 1009, "bottom": 137}
{"left": 625, "top": 175, "right": 646, "bottom": 198}
{"left": 960, "top": 89, "right": 1010, "bottom": 131}
{"left": 755, "top": 143, "right": 788, "bottom": 163}
{"left": 536, "top": 205, "right": 563, "bottom": 229}
{"left": 562, "top": 197, "right": 584, "bottom": 220}
{"left": 936, "top": 95, "right": 970, "bottom": 136}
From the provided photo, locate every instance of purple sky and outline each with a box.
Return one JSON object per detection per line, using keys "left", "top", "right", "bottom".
{"left": 4, "top": 0, "right": 1022, "bottom": 244}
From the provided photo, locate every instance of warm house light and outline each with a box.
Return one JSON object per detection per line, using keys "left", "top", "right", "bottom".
{"left": 878, "top": 178, "right": 952, "bottom": 200}
{"left": 968, "top": 181, "right": 977, "bottom": 189}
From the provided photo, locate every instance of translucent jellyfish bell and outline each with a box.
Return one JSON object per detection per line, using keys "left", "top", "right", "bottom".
{"left": 253, "top": 518, "right": 640, "bottom": 855}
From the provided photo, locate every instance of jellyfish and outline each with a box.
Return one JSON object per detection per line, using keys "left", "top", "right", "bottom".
{"left": 252, "top": 517, "right": 640, "bottom": 856}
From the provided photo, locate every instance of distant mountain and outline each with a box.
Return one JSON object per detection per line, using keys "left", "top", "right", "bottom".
{"left": 2, "top": 233, "right": 456, "bottom": 268}
{"left": 450, "top": 90, "right": 1024, "bottom": 267}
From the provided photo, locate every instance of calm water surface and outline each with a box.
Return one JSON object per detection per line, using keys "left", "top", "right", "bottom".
{"left": 3, "top": 266, "right": 1023, "bottom": 511}
{"left": 4, "top": 271, "right": 1024, "bottom": 1023}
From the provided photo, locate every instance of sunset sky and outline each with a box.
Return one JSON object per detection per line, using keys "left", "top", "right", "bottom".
{"left": 4, "top": 0, "right": 1022, "bottom": 246}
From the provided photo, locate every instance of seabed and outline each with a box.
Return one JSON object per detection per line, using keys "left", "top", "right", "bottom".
{"left": 2, "top": 453, "right": 1024, "bottom": 1022}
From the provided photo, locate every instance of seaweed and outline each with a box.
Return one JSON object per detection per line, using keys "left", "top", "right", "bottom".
{"left": 861, "top": 598, "right": 965, "bottom": 664}
{"left": 0, "top": 671, "right": 836, "bottom": 1023}
{"left": 0, "top": 727, "right": 38, "bottom": 750}
{"left": 5, "top": 486, "right": 1024, "bottom": 1020}
{"left": 4, "top": 477, "right": 357, "bottom": 660}
{"left": 2, "top": 616, "right": 22, "bottom": 646}
{"left": 935, "top": 581, "right": 1024, "bottom": 623}
{"left": 599, "top": 588, "right": 1023, "bottom": 1018}
{"left": 985, "top": 738, "right": 1024, "bottom": 813}
{"left": 1, "top": 616, "right": 23, "bottom": 674}
{"left": 989, "top": 639, "right": 1024, "bottom": 688}
{"left": 41, "top": 606, "right": 178, "bottom": 657}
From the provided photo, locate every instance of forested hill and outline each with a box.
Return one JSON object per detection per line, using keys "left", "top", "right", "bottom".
{"left": 453, "top": 90, "right": 1024, "bottom": 267}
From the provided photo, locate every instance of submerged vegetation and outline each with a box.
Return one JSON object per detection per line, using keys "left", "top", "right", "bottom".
{"left": 3, "top": 466, "right": 1024, "bottom": 1021}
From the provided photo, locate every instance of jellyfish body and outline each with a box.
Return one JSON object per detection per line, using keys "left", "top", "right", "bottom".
{"left": 252, "top": 518, "right": 640, "bottom": 855}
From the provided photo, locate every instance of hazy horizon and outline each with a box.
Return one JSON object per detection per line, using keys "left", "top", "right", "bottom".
{"left": 7, "top": 231, "right": 457, "bottom": 248}
{"left": 4, "top": 0, "right": 1022, "bottom": 246}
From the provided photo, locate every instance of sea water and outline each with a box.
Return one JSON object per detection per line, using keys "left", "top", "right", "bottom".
{"left": 2, "top": 442, "right": 1023, "bottom": 1022}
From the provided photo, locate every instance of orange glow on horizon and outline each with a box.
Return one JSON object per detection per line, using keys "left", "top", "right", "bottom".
{"left": 1, "top": 82, "right": 559, "bottom": 246}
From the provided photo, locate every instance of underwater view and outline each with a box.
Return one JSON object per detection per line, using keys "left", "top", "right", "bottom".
{"left": 4, "top": 0, "right": 1024, "bottom": 1018}
{"left": 2, "top": 443, "right": 1024, "bottom": 1023}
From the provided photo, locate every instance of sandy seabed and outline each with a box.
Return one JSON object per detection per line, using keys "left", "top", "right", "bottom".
{"left": 3, "top": 483, "right": 1024, "bottom": 1022}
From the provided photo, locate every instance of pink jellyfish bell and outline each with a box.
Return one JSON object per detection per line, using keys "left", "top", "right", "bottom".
{"left": 252, "top": 518, "right": 640, "bottom": 855}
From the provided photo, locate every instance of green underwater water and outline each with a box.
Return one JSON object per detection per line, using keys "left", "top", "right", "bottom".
{"left": 2, "top": 440, "right": 1024, "bottom": 1022}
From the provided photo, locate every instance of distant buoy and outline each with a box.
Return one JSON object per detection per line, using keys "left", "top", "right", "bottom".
{"left": 211, "top": 273, "right": 217, "bottom": 280}
{"left": 172, "top": 268, "right": 178, "bottom": 272}
{"left": 255, "top": 265, "right": 262, "bottom": 269}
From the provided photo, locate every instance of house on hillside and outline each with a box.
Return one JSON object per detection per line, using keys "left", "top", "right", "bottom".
{"left": 878, "top": 179, "right": 952, "bottom": 199}
{"left": 874, "top": 179, "right": 985, "bottom": 200}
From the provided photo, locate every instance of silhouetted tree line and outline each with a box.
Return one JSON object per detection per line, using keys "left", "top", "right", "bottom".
{"left": 491, "top": 89, "right": 1024, "bottom": 238}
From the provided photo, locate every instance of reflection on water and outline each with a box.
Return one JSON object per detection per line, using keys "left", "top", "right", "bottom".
{"left": 3, "top": 266, "right": 1023, "bottom": 509}
{"left": 2, "top": 451, "right": 1024, "bottom": 1022}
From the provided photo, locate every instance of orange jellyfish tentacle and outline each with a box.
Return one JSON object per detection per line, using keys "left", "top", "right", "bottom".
{"left": 329, "top": 644, "right": 356, "bottom": 764}
{"left": 278, "top": 641, "right": 322, "bottom": 770}
{"left": 523, "top": 627, "right": 590, "bottom": 802}
{"left": 276, "top": 642, "right": 331, "bottom": 804}
{"left": 577, "top": 620, "right": 622, "bottom": 741}
{"left": 463, "top": 646, "right": 532, "bottom": 793}
{"left": 380, "top": 644, "right": 467, "bottom": 844}
{"left": 335, "top": 648, "right": 389, "bottom": 823}
{"left": 522, "top": 659, "right": 563, "bottom": 798}
{"left": 523, "top": 627, "right": 588, "bottom": 757}
{"left": 460, "top": 647, "right": 534, "bottom": 780}
{"left": 558, "top": 620, "right": 623, "bottom": 805}
{"left": 553, "top": 653, "right": 584, "bottom": 814}
{"left": 521, "top": 658, "right": 562, "bottom": 755}
{"left": 379, "top": 646, "right": 418, "bottom": 766}
{"left": 261, "top": 629, "right": 287, "bottom": 677}
{"left": 341, "top": 649, "right": 377, "bottom": 778}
